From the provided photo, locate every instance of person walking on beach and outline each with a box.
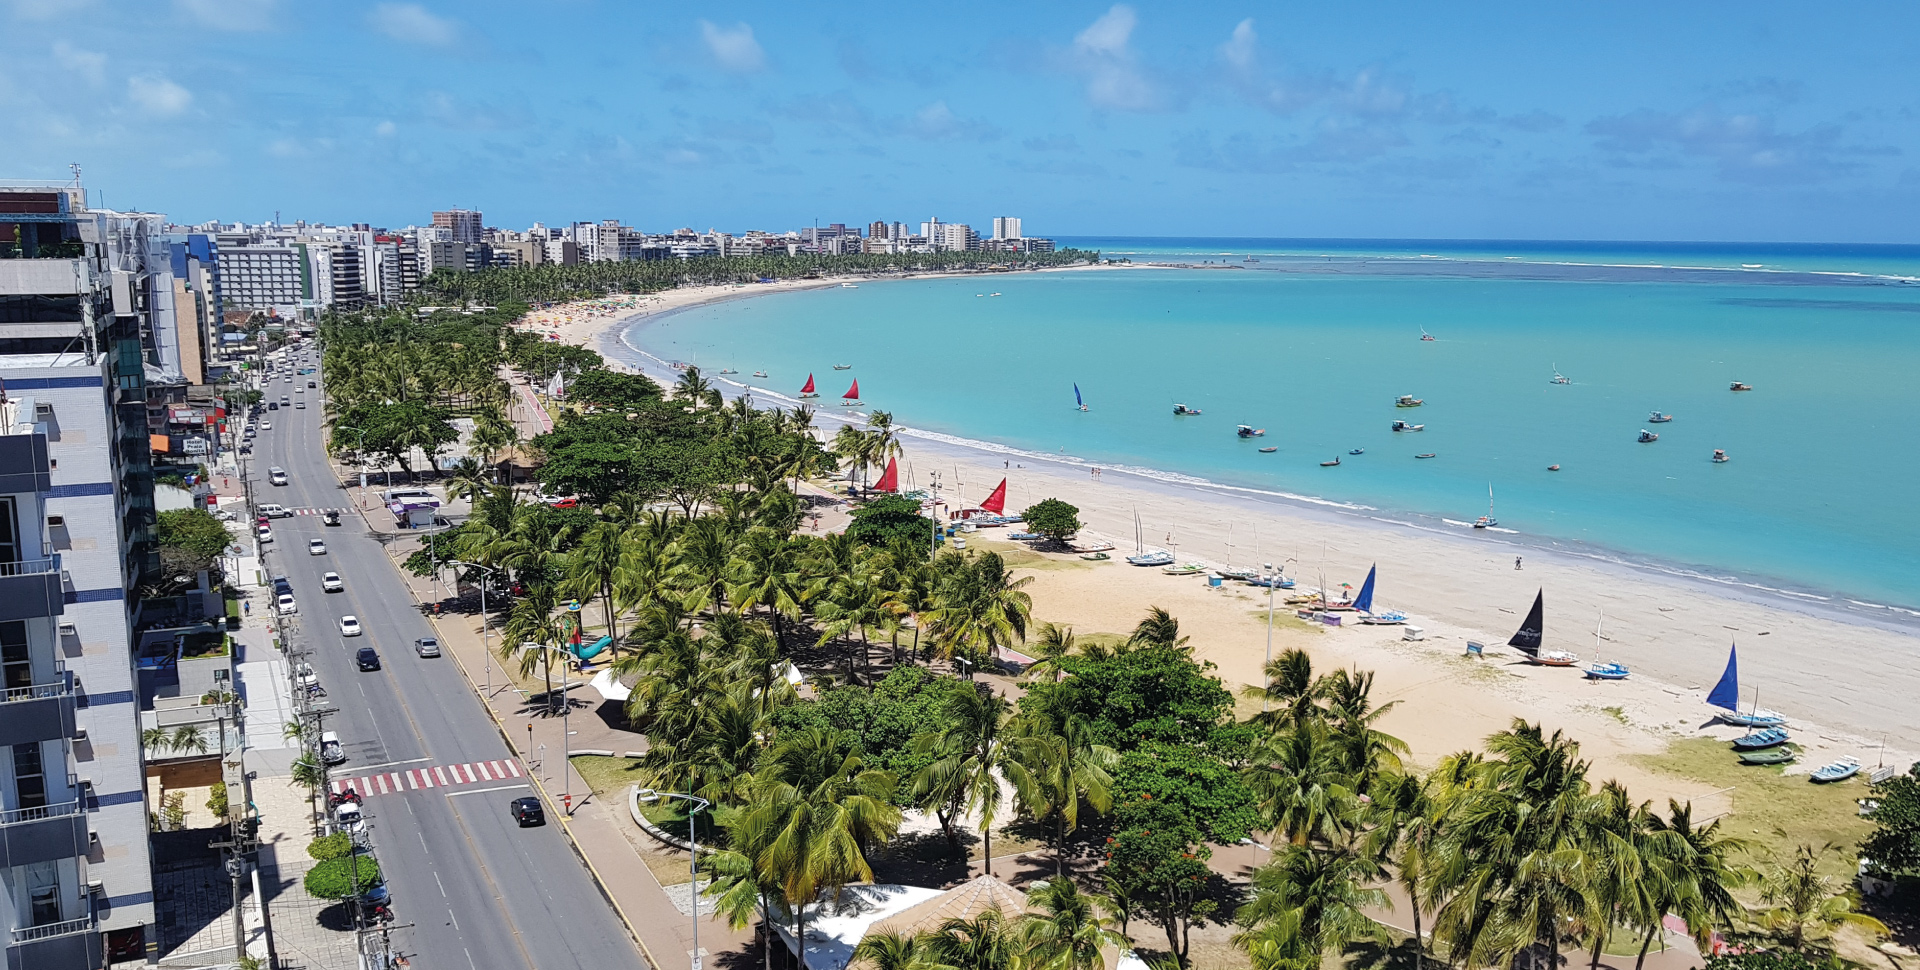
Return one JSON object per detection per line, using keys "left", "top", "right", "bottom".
{"left": 1515, "top": 556, "right": 1523, "bottom": 570}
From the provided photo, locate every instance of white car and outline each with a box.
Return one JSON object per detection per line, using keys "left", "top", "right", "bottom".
{"left": 257, "top": 524, "right": 273, "bottom": 543}
{"left": 294, "top": 661, "right": 318, "bottom": 689}
{"left": 275, "top": 592, "right": 297, "bottom": 615}
{"left": 321, "top": 571, "right": 343, "bottom": 592}
{"left": 308, "top": 538, "right": 326, "bottom": 555}
{"left": 338, "top": 615, "right": 362, "bottom": 637}
{"left": 261, "top": 420, "right": 273, "bottom": 431}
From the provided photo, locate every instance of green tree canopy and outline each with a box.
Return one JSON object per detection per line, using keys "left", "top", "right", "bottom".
{"left": 1863, "top": 764, "right": 1920, "bottom": 875}
{"left": 845, "top": 494, "right": 935, "bottom": 551}
{"left": 564, "top": 368, "right": 663, "bottom": 408}
{"left": 1021, "top": 498, "right": 1082, "bottom": 546}
{"left": 1019, "top": 642, "right": 1234, "bottom": 752}
{"left": 1107, "top": 740, "right": 1260, "bottom": 845}
{"left": 302, "top": 855, "right": 382, "bottom": 900}
{"left": 771, "top": 665, "right": 970, "bottom": 804}
{"left": 157, "top": 508, "right": 231, "bottom": 574}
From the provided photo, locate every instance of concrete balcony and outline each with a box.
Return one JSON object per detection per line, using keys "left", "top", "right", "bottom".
{"left": 0, "top": 557, "right": 62, "bottom": 624}
{"left": 0, "top": 672, "right": 75, "bottom": 746}
{"left": 0, "top": 799, "right": 87, "bottom": 868}
{"left": 6, "top": 914, "right": 101, "bottom": 970}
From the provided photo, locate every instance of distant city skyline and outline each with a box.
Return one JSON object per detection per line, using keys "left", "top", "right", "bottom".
{"left": 4, "top": 2, "right": 1918, "bottom": 242}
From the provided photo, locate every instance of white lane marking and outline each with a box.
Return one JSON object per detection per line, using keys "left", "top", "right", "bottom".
{"left": 476, "top": 761, "right": 493, "bottom": 781}
{"left": 504, "top": 760, "right": 521, "bottom": 778}
{"left": 434, "top": 766, "right": 449, "bottom": 786}
{"left": 444, "top": 783, "right": 530, "bottom": 798}
{"left": 435, "top": 872, "right": 447, "bottom": 897}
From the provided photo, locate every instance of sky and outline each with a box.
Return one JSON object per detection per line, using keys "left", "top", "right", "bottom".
{"left": 5, "top": 0, "right": 1919, "bottom": 242}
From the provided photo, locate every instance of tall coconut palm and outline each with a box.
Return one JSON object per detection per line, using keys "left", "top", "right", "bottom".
{"left": 851, "top": 932, "right": 936, "bottom": 970}
{"left": 1023, "top": 623, "right": 1078, "bottom": 684}
{"left": 565, "top": 519, "right": 626, "bottom": 647}
{"left": 706, "top": 804, "right": 786, "bottom": 970}
{"left": 814, "top": 551, "right": 892, "bottom": 685}
{"left": 1020, "top": 877, "right": 1125, "bottom": 970}
{"left": 1581, "top": 781, "right": 1655, "bottom": 970}
{"left": 1363, "top": 769, "right": 1445, "bottom": 954}
{"left": 1755, "top": 841, "right": 1888, "bottom": 954}
{"left": 1006, "top": 717, "right": 1119, "bottom": 877}
{"left": 1234, "top": 843, "right": 1389, "bottom": 970}
{"left": 502, "top": 581, "right": 572, "bottom": 708}
{"left": 1243, "top": 723, "right": 1362, "bottom": 849}
{"left": 921, "top": 910, "right": 1021, "bottom": 970}
{"left": 924, "top": 552, "right": 1033, "bottom": 675}
{"left": 912, "top": 690, "right": 1017, "bottom": 870}
{"left": 674, "top": 365, "right": 713, "bottom": 404}
{"left": 1244, "top": 648, "right": 1321, "bottom": 733}
{"left": 1634, "top": 801, "right": 1751, "bottom": 970}
{"left": 1126, "top": 606, "right": 1189, "bottom": 650}
{"left": 730, "top": 530, "right": 809, "bottom": 649}
{"left": 670, "top": 515, "right": 740, "bottom": 616}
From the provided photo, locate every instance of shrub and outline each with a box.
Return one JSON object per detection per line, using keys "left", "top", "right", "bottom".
{"left": 1021, "top": 498, "right": 1082, "bottom": 545}
{"left": 303, "top": 855, "right": 381, "bottom": 900}
{"left": 307, "top": 832, "right": 353, "bottom": 861}
{"left": 206, "top": 782, "right": 228, "bottom": 819}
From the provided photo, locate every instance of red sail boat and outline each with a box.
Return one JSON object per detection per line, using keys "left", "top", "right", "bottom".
{"left": 798, "top": 374, "right": 818, "bottom": 398}
{"left": 841, "top": 379, "right": 861, "bottom": 406}
{"left": 872, "top": 457, "right": 899, "bottom": 492}
{"left": 980, "top": 478, "right": 1007, "bottom": 514}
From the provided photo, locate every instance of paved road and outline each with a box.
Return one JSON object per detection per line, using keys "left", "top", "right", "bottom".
{"left": 246, "top": 354, "right": 646, "bottom": 970}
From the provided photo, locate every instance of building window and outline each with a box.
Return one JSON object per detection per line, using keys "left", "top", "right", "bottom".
{"left": 0, "top": 621, "right": 29, "bottom": 691}
{"left": 0, "top": 496, "right": 16, "bottom": 564}
{"left": 26, "top": 861, "right": 59, "bottom": 926}
{"left": 13, "top": 741, "right": 46, "bottom": 809}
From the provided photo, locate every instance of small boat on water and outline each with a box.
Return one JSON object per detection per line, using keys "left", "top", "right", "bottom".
{"left": 1127, "top": 551, "right": 1175, "bottom": 567}
{"left": 798, "top": 374, "right": 819, "bottom": 398}
{"left": 752, "top": 370, "right": 768, "bottom": 378}
{"left": 1236, "top": 425, "right": 1266, "bottom": 438}
{"left": 1810, "top": 758, "right": 1861, "bottom": 783}
{"left": 1349, "top": 448, "right": 1365, "bottom": 455}
{"left": 1637, "top": 430, "right": 1659, "bottom": 443}
{"left": 1258, "top": 446, "right": 1277, "bottom": 453}
{"left": 717, "top": 368, "right": 739, "bottom": 375}
{"left": 1074, "top": 384, "right": 1088, "bottom": 412}
{"left": 840, "top": 282, "right": 858, "bottom": 288}
{"left": 840, "top": 379, "right": 862, "bottom": 407}
{"left": 1732, "top": 727, "right": 1791, "bottom": 751}
{"left": 1547, "top": 464, "right": 1561, "bottom": 471}
{"left": 1395, "top": 395, "right": 1424, "bottom": 408}
{"left": 1320, "top": 458, "right": 1341, "bottom": 467}
{"left": 1416, "top": 453, "right": 1437, "bottom": 459}
{"left": 1712, "top": 449, "right": 1729, "bottom": 463}
{"left": 1173, "top": 403, "right": 1203, "bottom": 416}
{"left": 833, "top": 364, "right": 854, "bottom": 370}
{"left": 1473, "top": 484, "right": 1497, "bottom": 529}
{"left": 1420, "top": 327, "right": 1436, "bottom": 342}
{"left": 1739, "top": 747, "right": 1795, "bottom": 766}
{"left": 1551, "top": 365, "right": 1571, "bottom": 385}
{"left": 1392, "top": 421, "right": 1425, "bottom": 432}
{"left": 1730, "top": 381, "right": 1752, "bottom": 391}
{"left": 1648, "top": 411, "right": 1673, "bottom": 423}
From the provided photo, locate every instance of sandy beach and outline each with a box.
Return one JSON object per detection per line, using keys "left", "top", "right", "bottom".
{"left": 525, "top": 278, "right": 1920, "bottom": 807}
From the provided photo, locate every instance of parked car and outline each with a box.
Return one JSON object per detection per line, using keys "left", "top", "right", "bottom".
{"left": 257, "top": 524, "right": 273, "bottom": 542}
{"left": 354, "top": 647, "right": 381, "bottom": 671}
{"left": 321, "top": 572, "right": 343, "bottom": 592}
{"left": 509, "top": 797, "right": 545, "bottom": 826}
{"left": 308, "top": 538, "right": 326, "bottom": 555}
{"left": 275, "top": 592, "right": 296, "bottom": 615}
{"left": 319, "top": 731, "right": 346, "bottom": 765}
{"left": 413, "top": 636, "right": 440, "bottom": 658}
{"left": 259, "top": 504, "right": 292, "bottom": 518}
{"left": 339, "top": 615, "right": 362, "bottom": 637}
{"left": 293, "top": 661, "right": 318, "bottom": 690}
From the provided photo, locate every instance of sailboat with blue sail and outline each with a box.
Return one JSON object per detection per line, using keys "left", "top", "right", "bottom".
{"left": 1707, "top": 642, "right": 1787, "bottom": 727}
{"left": 1353, "top": 565, "right": 1408, "bottom": 624}
{"left": 1075, "top": 383, "right": 1087, "bottom": 411}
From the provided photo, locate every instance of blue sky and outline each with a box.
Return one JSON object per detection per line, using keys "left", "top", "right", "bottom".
{"left": 5, "top": 0, "right": 1918, "bottom": 241}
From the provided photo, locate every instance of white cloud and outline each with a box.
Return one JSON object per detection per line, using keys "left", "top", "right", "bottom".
{"left": 370, "top": 3, "right": 458, "bottom": 47}
{"left": 127, "top": 75, "right": 193, "bottom": 116}
{"left": 699, "top": 21, "right": 765, "bottom": 73}
{"left": 52, "top": 41, "right": 105, "bottom": 85}
{"left": 1069, "top": 5, "right": 1157, "bottom": 112}
{"left": 178, "top": 0, "right": 276, "bottom": 31}
{"left": 1221, "top": 19, "right": 1257, "bottom": 74}
{"left": 374, "top": 120, "right": 397, "bottom": 136}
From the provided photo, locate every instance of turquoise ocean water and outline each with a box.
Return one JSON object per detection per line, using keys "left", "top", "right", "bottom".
{"left": 616, "top": 240, "right": 1920, "bottom": 618}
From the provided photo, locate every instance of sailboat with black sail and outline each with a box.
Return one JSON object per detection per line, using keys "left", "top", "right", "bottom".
{"left": 1509, "top": 590, "right": 1578, "bottom": 665}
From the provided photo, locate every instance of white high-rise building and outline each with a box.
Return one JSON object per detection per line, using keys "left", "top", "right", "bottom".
{"left": 992, "top": 216, "right": 1022, "bottom": 241}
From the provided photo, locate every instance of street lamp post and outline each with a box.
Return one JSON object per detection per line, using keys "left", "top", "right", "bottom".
{"left": 448, "top": 561, "right": 498, "bottom": 694}
{"left": 338, "top": 426, "right": 369, "bottom": 509}
{"left": 638, "top": 790, "right": 711, "bottom": 970}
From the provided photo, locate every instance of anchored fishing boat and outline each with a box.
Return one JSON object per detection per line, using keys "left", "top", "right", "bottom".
{"left": 1392, "top": 420, "right": 1425, "bottom": 432}
{"left": 1173, "top": 403, "right": 1203, "bottom": 416}
{"left": 798, "top": 374, "right": 819, "bottom": 398}
{"left": 1729, "top": 381, "right": 1752, "bottom": 391}
{"left": 1648, "top": 411, "right": 1673, "bottom": 423}
{"left": 1712, "top": 449, "right": 1729, "bottom": 463}
{"left": 1473, "top": 484, "right": 1498, "bottom": 529}
{"left": 1320, "top": 457, "right": 1341, "bottom": 467}
{"left": 1415, "top": 453, "right": 1437, "bottom": 459}
{"left": 1637, "top": 429, "right": 1659, "bottom": 443}
{"left": 1349, "top": 448, "right": 1365, "bottom": 455}
{"left": 1420, "top": 327, "right": 1435, "bottom": 342}
{"left": 1236, "top": 425, "right": 1266, "bottom": 438}
{"left": 840, "top": 379, "right": 862, "bottom": 407}
{"left": 833, "top": 364, "right": 853, "bottom": 370}
{"left": 717, "top": 368, "right": 739, "bottom": 375}
{"left": 752, "top": 370, "right": 768, "bottom": 378}
{"left": 1395, "top": 395, "right": 1424, "bottom": 408}
{"left": 1551, "top": 366, "right": 1571, "bottom": 385}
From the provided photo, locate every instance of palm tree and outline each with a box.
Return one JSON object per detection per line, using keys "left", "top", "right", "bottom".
{"left": 1020, "top": 877, "right": 1125, "bottom": 970}
{"left": 1234, "top": 843, "right": 1389, "bottom": 970}
{"left": 565, "top": 520, "right": 626, "bottom": 646}
{"left": 852, "top": 932, "right": 936, "bottom": 970}
{"left": 503, "top": 581, "right": 572, "bottom": 708}
{"left": 921, "top": 910, "right": 1021, "bottom": 970}
{"left": 912, "top": 690, "right": 1018, "bottom": 870}
{"left": 1006, "top": 717, "right": 1119, "bottom": 877}
{"left": 170, "top": 725, "right": 210, "bottom": 755}
{"left": 1023, "top": 623, "right": 1077, "bottom": 684}
{"left": 814, "top": 550, "right": 892, "bottom": 685}
{"left": 674, "top": 365, "right": 713, "bottom": 404}
{"left": 1362, "top": 770, "right": 1444, "bottom": 954}
{"left": 1126, "top": 606, "right": 1189, "bottom": 650}
{"left": 707, "top": 804, "right": 786, "bottom": 970}
{"left": 443, "top": 456, "right": 493, "bottom": 506}
{"left": 1634, "top": 800, "right": 1752, "bottom": 970}
{"left": 924, "top": 552, "right": 1033, "bottom": 676}
{"left": 731, "top": 530, "right": 809, "bottom": 649}
{"left": 1581, "top": 781, "right": 1655, "bottom": 970}
{"left": 1755, "top": 841, "right": 1888, "bottom": 954}
{"left": 671, "top": 515, "right": 740, "bottom": 616}
{"left": 1243, "top": 723, "right": 1361, "bottom": 849}
{"left": 1244, "top": 648, "right": 1320, "bottom": 732}
{"left": 1316, "top": 667, "right": 1408, "bottom": 787}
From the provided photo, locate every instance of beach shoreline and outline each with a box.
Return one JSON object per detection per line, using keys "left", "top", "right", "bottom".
{"left": 522, "top": 274, "right": 1920, "bottom": 781}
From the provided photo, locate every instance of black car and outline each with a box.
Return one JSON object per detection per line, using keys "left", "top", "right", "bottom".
{"left": 509, "top": 796, "right": 545, "bottom": 826}
{"left": 267, "top": 402, "right": 278, "bottom": 410}
{"left": 354, "top": 647, "right": 381, "bottom": 671}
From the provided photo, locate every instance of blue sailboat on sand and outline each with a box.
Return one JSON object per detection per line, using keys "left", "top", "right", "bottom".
{"left": 1075, "top": 384, "right": 1087, "bottom": 411}
{"left": 1707, "top": 643, "right": 1786, "bottom": 728}
{"left": 1353, "top": 565, "right": 1409, "bottom": 624}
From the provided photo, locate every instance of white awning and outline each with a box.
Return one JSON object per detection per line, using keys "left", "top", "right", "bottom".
{"left": 589, "top": 668, "right": 630, "bottom": 702}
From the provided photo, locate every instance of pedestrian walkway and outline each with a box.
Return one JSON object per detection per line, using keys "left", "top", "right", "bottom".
{"left": 329, "top": 759, "right": 523, "bottom": 797}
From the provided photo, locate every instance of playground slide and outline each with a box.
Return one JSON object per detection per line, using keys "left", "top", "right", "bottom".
{"left": 568, "top": 635, "right": 612, "bottom": 661}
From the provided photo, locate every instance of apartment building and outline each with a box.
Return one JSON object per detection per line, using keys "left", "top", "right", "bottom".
{"left": 431, "top": 208, "right": 483, "bottom": 244}
{"left": 0, "top": 181, "right": 161, "bottom": 968}
{"left": 215, "top": 246, "right": 304, "bottom": 315}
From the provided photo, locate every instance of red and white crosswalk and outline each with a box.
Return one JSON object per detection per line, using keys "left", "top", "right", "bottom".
{"left": 290, "top": 507, "right": 347, "bottom": 516}
{"left": 330, "top": 759, "right": 521, "bottom": 797}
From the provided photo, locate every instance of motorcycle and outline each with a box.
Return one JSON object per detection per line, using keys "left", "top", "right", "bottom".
{"left": 328, "top": 787, "right": 363, "bottom": 808}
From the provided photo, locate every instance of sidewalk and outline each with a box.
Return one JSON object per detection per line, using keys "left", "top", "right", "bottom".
{"left": 356, "top": 497, "right": 753, "bottom": 970}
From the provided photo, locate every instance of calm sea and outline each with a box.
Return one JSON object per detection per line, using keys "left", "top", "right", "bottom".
{"left": 616, "top": 239, "right": 1920, "bottom": 618}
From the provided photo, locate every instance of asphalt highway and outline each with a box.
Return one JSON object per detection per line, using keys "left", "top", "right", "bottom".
{"left": 246, "top": 351, "right": 646, "bottom": 970}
